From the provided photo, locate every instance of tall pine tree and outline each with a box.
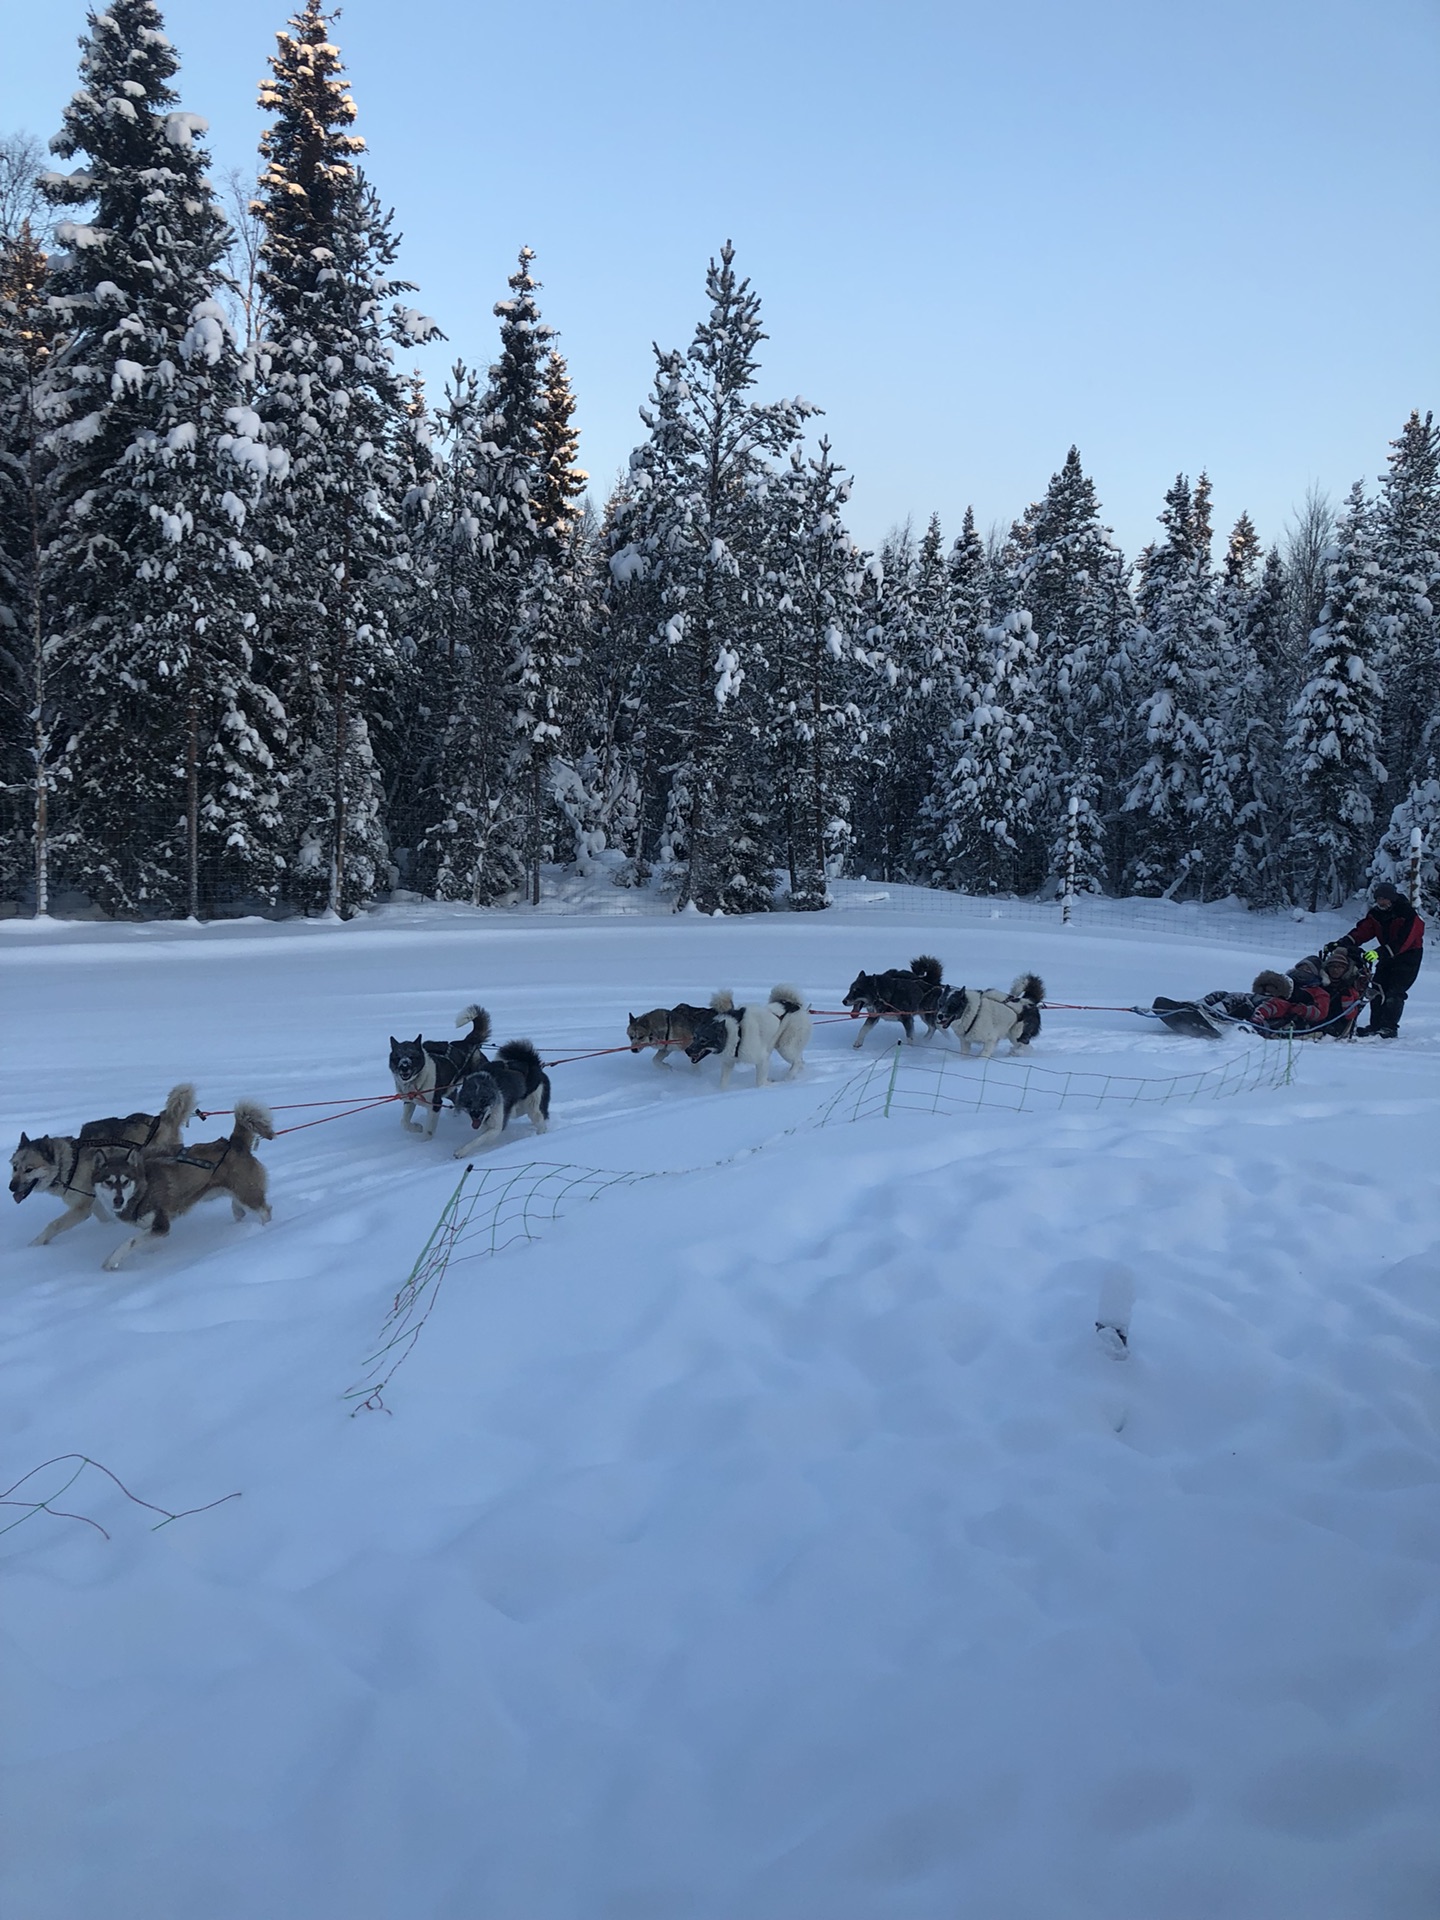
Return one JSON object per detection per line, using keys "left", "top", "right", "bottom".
{"left": 624, "top": 242, "right": 810, "bottom": 911}
{"left": 0, "top": 221, "right": 61, "bottom": 909}
{"left": 42, "top": 0, "right": 275, "bottom": 916}
{"left": 251, "top": 0, "right": 438, "bottom": 914}
{"left": 1289, "top": 482, "right": 1387, "bottom": 909}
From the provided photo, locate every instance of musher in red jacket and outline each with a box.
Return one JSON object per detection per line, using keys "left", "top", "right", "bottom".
{"left": 1344, "top": 883, "right": 1425, "bottom": 1038}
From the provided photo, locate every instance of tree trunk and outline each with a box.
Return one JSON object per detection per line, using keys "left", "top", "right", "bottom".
{"left": 29, "top": 488, "right": 47, "bottom": 920}
{"left": 25, "top": 356, "right": 47, "bottom": 918}
{"left": 531, "top": 759, "right": 542, "bottom": 905}
{"left": 330, "top": 525, "right": 354, "bottom": 918}
{"left": 185, "top": 651, "right": 200, "bottom": 920}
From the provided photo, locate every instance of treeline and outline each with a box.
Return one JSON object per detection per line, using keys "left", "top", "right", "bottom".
{"left": 1, "top": 0, "right": 1436, "bottom": 920}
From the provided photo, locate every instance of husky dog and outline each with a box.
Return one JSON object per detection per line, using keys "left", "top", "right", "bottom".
{"left": 390, "top": 1004, "right": 492, "bottom": 1135}
{"left": 93, "top": 1100, "right": 275, "bottom": 1271}
{"left": 450, "top": 1040, "right": 551, "bottom": 1156}
{"left": 627, "top": 1004, "right": 712, "bottom": 1067}
{"left": 842, "top": 956, "right": 944, "bottom": 1049}
{"left": 687, "top": 986, "right": 811, "bottom": 1090}
{"left": 939, "top": 973, "right": 1045, "bottom": 1058}
{"left": 10, "top": 1083, "right": 196, "bottom": 1246}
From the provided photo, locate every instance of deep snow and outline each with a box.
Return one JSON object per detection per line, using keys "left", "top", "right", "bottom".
{"left": 2, "top": 887, "right": 1438, "bottom": 1919}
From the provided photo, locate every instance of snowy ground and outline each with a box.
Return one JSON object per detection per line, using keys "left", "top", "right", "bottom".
{"left": 3, "top": 886, "right": 1438, "bottom": 1919}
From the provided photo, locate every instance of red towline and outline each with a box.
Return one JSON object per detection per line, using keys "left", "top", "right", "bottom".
{"left": 191, "top": 1000, "right": 1130, "bottom": 1136}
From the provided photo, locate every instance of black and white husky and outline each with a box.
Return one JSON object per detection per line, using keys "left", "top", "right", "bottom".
{"left": 451, "top": 1040, "right": 551, "bottom": 1155}
{"left": 389, "top": 1005, "right": 491, "bottom": 1136}
{"left": 938, "top": 974, "right": 1045, "bottom": 1058}
{"left": 843, "top": 956, "right": 945, "bottom": 1048}
{"left": 687, "top": 986, "right": 812, "bottom": 1089}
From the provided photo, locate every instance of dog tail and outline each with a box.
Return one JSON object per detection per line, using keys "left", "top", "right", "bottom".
{"left": 456, "top": 1004, "right": 492, "bottom": 1045}
{"left": 230, "top": 1099, "right": 275, "bottom": 1150}
{"left": 496, "top": 1039, "right": 543, "bottom": 1079}
{"left": 769, "top": 983, "right": 804, "bottom": 1014}
{"left": 710, "top": 990, "right": 736, "bottom": 1014}
{"left": 911, "top": 955, "right": 943, "bottom": 987}
{"left": 1012, "top": 974, "right": 1045, "bottom": 1004}
{"left": 162, "top": 1083, "right": 198, "bottom": 1131}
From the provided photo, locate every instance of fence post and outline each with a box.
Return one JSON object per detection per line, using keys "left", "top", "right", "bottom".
{"left": 1407, "top": 825, "right": 1424, "bottom": 912}
{"left": 1284, "top": 1031, "right": 1294, "bottom": 1087}
{"left": 1062, "top": 794, "right": 1079, "bottom": 926}
{"left": 883, "top": 1040, "right": 901, "bottom": 1118}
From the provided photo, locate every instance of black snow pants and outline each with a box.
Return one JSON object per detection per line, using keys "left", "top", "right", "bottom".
{"left": 1365, "top": 948, "right": 1423, "bottom": 1035}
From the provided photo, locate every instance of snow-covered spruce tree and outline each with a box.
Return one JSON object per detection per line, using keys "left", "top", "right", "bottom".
{"left": 947, "top": 505, "right": 990, "bottom": 641}
{"left": 921, "top": 609, "right": 1043, "bottom": 895}
{"left": 381, "top": 370, "right": 441, "bottom": 875}
{"left": 479, "top": 260, "right": 588, "bottom": 903}
{"left": 1223, "top": 544, "right": 1294, "bottom": 905}
{"left": 536, "top": 348, "right": 586, "bottom": 536}
{"left": 40, "top": 0, "right": 280, "bottom": 918}
{"left": 409, "top": 250, "right": 576, "bottom": 905}
{"left": 1016, "top": 448, "right": 1128, "bottom": 890}
{"left": 762, "top": 437, "right": 865, "bottom": 907}
{"left": 846, "top": 523, "right": 915, "bottom": 882}
{"left": 625, "top": 243, "right": 810, "bottom": 912}
{"left": 1289, "top": 481, "right": 1387, "bottom": 909}
{"left": 1193, "top": 509, "right": 1264, "bottom": 891}
{"left": 404, "top": 363, "right": 512, "bottom": 901}
{"left": 1370, "top": 758, "right": 1440, "bottom": 906}
{"left": 1123, "top": 474, "right": 1224, "bottom": 895}
{"left": 251, "top": 0, "right": 439, "bottom": 915}
{"left": 1374, "top": 410, "right": 1440, "bottom": 800}
{"left": 595, "top": 351, "right": 691, "bottom": 884}
{"left": 0, "top": 221, "right": 62, "bottom": 909}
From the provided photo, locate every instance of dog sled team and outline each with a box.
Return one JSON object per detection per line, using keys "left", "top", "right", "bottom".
{"left": 12, "top": 889, "right": 1422, "bottom": 1266}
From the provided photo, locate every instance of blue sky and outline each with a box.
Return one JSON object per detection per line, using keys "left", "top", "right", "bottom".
{"left": 2, "top": 0, "right": 1436, "bottom": 557}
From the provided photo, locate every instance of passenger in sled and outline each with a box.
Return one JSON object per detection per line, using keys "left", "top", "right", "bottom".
{"left": 1150, "top": 944, "right": 1372, "bottom": 1040}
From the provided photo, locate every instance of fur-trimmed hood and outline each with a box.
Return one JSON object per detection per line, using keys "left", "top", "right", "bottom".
{"left": 1252, "top": 970, "right": 1293, "bottom": 998}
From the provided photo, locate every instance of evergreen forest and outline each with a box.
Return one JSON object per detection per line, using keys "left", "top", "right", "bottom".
{"left": 2, "top": 0, "right": 1437, "bottom": 921}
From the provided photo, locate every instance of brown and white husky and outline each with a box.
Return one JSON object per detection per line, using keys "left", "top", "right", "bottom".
{"left": 93, "top": 1100, "right": 275, "bottom": 1270}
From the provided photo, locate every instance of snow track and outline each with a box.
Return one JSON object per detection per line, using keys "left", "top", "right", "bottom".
{"left": 2, "top": 898, "right": 1438, "bottom": 1919}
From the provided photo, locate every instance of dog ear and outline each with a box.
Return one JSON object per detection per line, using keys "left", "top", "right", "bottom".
{"left": 18, "top": 1130, "right": 28, "bottom": 1146}
{"left": 389, "top": 1036, "right": 397, "bottom": 1048}
{"left": 413, "top": 1035, "right": 423, "bottom": 1047}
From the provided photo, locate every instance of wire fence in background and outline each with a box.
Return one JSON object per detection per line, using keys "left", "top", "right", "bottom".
{"left": 450, "top": 871, "right": 1347, "bottom": 955}
{"left": 2, "top": 860, "right": 1350, "bottom": 957}
{"left": 819, "top": 880, "right": 1346, "bottom": 952}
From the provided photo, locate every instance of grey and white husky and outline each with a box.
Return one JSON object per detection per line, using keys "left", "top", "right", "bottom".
{"left": 389, "top": 1005, "right": 491, "bottom": 1136}
{"left": 687, "top": 986, "right": 812, "bottom": 1090}
{"left": 10, "top": 1082, "right": 196, "bottom": 1245}
{"left": 938, "top": 974, "right": 1045, "bottom": 1058}
{"left": 451, "top": 1040, "right": 551, "bottom": 1155}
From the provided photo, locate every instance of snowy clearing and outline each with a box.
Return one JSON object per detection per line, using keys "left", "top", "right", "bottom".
{"left": 2, "top": 892, "right": 1438, "bottom": 1920}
